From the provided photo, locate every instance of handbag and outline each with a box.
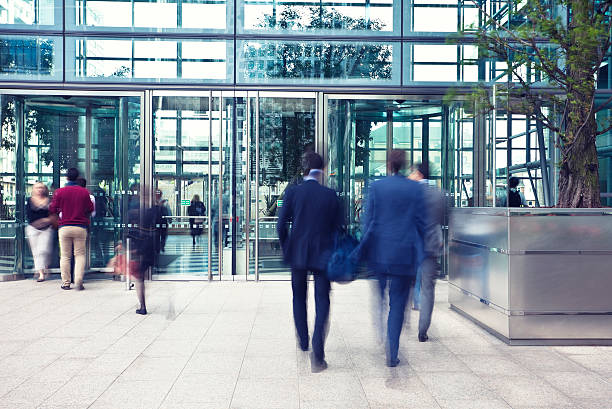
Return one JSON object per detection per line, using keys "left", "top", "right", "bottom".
{"left": 327, "top": 231, "right": 358, "bottom": 283}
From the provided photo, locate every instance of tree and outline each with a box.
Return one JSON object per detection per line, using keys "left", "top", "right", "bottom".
{"left": 455, "top": 0, "right": 611, "bottom": 207}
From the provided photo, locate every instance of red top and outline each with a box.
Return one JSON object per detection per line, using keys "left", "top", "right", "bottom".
{"left": 49, "top": 184, "right": 94, "bottom": 227}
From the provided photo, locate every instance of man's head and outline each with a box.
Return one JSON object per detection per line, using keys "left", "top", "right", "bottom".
{"left": 509, "top": 176, "right": 520, "bottom": 189}
{"left": 301, "top": 151, "right": 324, "bottom": 176}
{"left": 76, "top": 178, "right": 87, "bottom": 188}
{"left": 387, "top": 149, "right": 406, "bottom": 175}
{"left": 409, "top": 162, "right": 429, "bottom": 181}
{"left": 66, "top": 168, "right": 79, "bottom": 182}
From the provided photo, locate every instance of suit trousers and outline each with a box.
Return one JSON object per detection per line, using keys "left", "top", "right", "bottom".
{"left": 377, "top": 273, "right": 414, "bottom": 363}
{"left": 418, "top": 257, "right": 437, "bottom": 336}
{"left": 59, "top": 226, "right": 87, "bottom": 287}
{"left": 291, "top": 268, "right": 330, "bottom": 361}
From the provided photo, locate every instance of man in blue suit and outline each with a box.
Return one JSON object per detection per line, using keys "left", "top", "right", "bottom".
{"left": 355, "top": 150, "right": 427, "bottom": 367}
{"left": 277, "top": 151, "right": 343, "bottom": 372}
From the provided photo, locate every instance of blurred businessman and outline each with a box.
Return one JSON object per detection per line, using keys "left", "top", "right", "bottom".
{"left": 408, "top": 162, "right": 447, "bottom": 342}
{"left": 355, "top": 150, "right": 427, "bottom": 367}
{"left": 277, "top": 151, "right": 343, "bottom": 373}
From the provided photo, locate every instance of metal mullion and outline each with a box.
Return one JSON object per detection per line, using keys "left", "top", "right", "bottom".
{"left": 254, "top": 91, "right": 260, "bottom": 281}
{"left": 218, "top": 91, "right": 223, "bottom": 280}
{"left": 208, "top": 90, "right": 213, "bottom": 281}
{"left": 245, "top": 92, "right": 251, "bottom": 280}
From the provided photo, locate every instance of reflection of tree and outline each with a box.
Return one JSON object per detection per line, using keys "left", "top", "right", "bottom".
{"left": 0, "top": 39, "right": 54, "bottom": 77}
{"left": 248, "top": 7, "right": 392, "bottom": 81}
{"left": 259, "top": 99, "right": 315, "bottom": 216}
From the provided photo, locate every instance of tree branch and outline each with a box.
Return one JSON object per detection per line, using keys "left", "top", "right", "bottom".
{"left": 595, "top": 94, "right": 612, "bottom": 113}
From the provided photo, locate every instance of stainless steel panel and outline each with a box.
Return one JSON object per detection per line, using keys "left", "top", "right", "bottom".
{"left": 509, "top": 211, "right": 612, "bottom": 252}
{"left": 450, "top": 208, "right": 509, "bottom": 252}
{"left": 509, "top": 315, "right": 612, "bottom": 340}
{"left": 509, "top": 254, "right": 612, "bottom": 312}
{"left": 449, "top": 284, "right": 510, "bottom": 338}
{"left": 449, "top": 241, "right": 509, "bottom": 309}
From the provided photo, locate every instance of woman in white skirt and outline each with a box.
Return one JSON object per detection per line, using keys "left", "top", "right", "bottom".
{"left": 26, "top": 183, "right": 55, "bottom": 282}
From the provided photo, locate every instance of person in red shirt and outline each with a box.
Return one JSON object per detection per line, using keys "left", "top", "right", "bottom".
{"left": 49, "top": 168, "right": 94, "bottom": 290}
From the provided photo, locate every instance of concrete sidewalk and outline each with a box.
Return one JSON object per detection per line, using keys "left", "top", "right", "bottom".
{"left": 0, "top": 278, "right": 611, "bottom": 409}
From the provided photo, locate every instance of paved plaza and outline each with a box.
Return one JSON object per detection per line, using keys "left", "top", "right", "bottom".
{"left": 0, "top": 278, "right": 611, "bottom": 409}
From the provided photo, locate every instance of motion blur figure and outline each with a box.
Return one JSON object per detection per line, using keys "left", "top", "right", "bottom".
{"left": 25, "top": 182, "right": 54, "bottom": 282}
{"left": 127, "top": 187, "right": 163, "bottom": 315}
{"left": 277, "top": 151, "right": 343, "bottom": 373}
{"left": 408, "top": 162, "right": 447, "bottom": 342}
{"left": 354, "top": 150, "right": 426, "bottom": 367}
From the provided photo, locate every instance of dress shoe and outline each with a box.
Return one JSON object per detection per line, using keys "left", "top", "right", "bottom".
{"left": 418, "top": 333, "right": 429, "bottom": 342}
{"left": 135, "top": 308, "right": 147, "bottom": 315}
{"left": 61, "top": 285, "right": 71, "bottom": 290}
{"left": 310, "top": 353, "right": 328, "bottom": 373}
{"left": 76, "top": 284, "right": 85, "bottom": 291}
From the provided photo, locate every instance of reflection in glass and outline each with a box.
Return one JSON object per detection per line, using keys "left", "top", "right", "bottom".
{"left": 596, "top": 96, "right": 612, "bottom": 206}
{"left": 239, "top": 40, "right": 397, "bottom": 84}
{"left": 69, "top": 0, "right": 229, "bottom": 31}
{"left": 152, "top": 96, "right": 212, "bottom": 278}
{"left": 254, "top": 96, "right": 316, "bottom": 278}
{"left": 0, "top": 0, "right": 59, "bottom": 27}
{"left": 69, "top": 37, "right": 230, "bottom": 82}
{"left": 241, "top": 0, "right": 396, "bottom": 34}
{"left": 0, "top": 36, "right": 61, "bottom": 80}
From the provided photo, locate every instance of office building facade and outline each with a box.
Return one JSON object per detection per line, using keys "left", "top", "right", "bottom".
{"left": 1, "top": 0, "right": 610, "bottom": 280}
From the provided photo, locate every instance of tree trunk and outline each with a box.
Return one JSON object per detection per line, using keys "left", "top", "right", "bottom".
{"left": 557, "top": 95, "right": 601, "bottom": 208}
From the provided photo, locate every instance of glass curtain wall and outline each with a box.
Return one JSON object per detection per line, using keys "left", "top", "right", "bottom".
{"left": 0, "top": 93, "right": 141, "bottom": 278}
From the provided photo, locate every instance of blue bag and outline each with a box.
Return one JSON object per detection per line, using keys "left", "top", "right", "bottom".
{"left": 327, "top": 232, "right": 359, "bottom": 283}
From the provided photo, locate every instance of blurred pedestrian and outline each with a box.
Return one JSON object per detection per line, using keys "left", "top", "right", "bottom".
{"left": 128, "top": 188, "right": 163, "bottom": 315}
{"left": 25, "top": 182, "right": 55, "bottom": 282}
{"left": 501, "top": 176, "right": 526, "bottom": 207}
{"left": 353, "top": 150, "right": 427, "bottom": 367}
{"left": 160, "top": 198, "right": 171, "bottom": 252}
{"left": 188, "top": 194, "right": 205, "bottom": 246}
{"left": 49, "top": 168, "right": 94, "bottom": 291}
{"left": 408, "top": 162, "right": 447, "bottom": 342}
{"left": 277, "top": 151, "right": 343, "bottom": 373}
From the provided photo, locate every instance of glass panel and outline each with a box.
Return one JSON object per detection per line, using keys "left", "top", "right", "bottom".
{"left": 0, "top": 35, "right": 62, "bottom": 81}
{"left": 0, "top": 0, "right": 61, "bottom": 28}
{"left": 1, "top": 94, "right": 141, "bottom": 277}
{"left": 328, "top": 98, "right": 447, "bottom": 234}
{"left": 240, "top": 0, "right": 398, "bottom": 35}
{"left": 452, "top": 104, "right": 474, "bottom": 207}
{"left": 152, "top": 96, "right": 212, "bottom": 279}
{"left": 67, "top": 37, "right": 231, "bottom": 83}
{"left": 0, "top": 96, "right": 19, "bottom": 278}
{"left": 254, "top": 95, "right": 316, "bottom": 279}
{"left": 238, "top": 39, "right": 398, "bottom": 85}
{"left": 67, "top": 0, "right": 231, "bottom": 33}
{"left": 405, "top": 43, "right": 480, "bottom": 83}
{"left": 596, "top": 95, "right": 612, "bottom": 206}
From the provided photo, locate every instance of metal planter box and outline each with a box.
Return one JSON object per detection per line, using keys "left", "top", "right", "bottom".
{"left": 448, "top": 207, "right": 612, "bottom": 345}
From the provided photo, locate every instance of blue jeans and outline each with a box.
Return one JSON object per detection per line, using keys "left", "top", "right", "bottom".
{"left": 291, "top": 268, "right": 330, "bottom": 361}
{"left": 377, "top": 274, "right": 414, "bottom": 364}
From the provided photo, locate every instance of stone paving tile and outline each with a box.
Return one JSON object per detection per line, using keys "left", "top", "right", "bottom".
{"left": 0, "top": 279, "right": 610, "bottom": 409}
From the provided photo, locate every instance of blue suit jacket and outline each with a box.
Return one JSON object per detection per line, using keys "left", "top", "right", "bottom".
{"left": 277, "top": 180, "right": 343, "bottom": 272}
{"left": 356, "top": 174, "right": 427, "bottom": 276}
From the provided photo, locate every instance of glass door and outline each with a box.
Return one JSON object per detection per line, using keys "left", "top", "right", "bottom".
{"left": 152, "top": 94, "right": 214, "bottom": 280}
{"left": 0, "top": 93, "right": 141, "bottom": 278}
{"left": 250, "top": 93, "right": 317, "bottom": 280}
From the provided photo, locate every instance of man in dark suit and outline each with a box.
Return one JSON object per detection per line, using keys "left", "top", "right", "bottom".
{"left": 355, "top": 150, "right": 427, "bottom": 367}
{"left": 277, "top": 151, "right": 343, "bottom": 372}
{"left": 408, "top": 162, "right": 447, "bottom": 342}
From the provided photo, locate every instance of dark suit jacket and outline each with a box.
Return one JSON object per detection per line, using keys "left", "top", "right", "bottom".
{"left": 356, "top": 174, "right": 427, "bottom": 276}
{"left": 277, "top": 179, "right": 343, "bottom": 272}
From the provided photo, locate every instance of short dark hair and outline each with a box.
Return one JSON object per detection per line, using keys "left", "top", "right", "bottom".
{"left": 388, "top": 150, "right": 406, "bottom": 174}
{"left": 301, "top": 151, "right": 324, "bottom": 175}
{"left": 66, "top": 168, "right": 79, "bottom": 181}
{"left": 414, "top": 162, "right": 429, "bottom": 179}
{"left": 76, "top": 177, "right": 87, "bottom": 188}
{"left": 509, "top": 176, "right": 520, "bottom": 188}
